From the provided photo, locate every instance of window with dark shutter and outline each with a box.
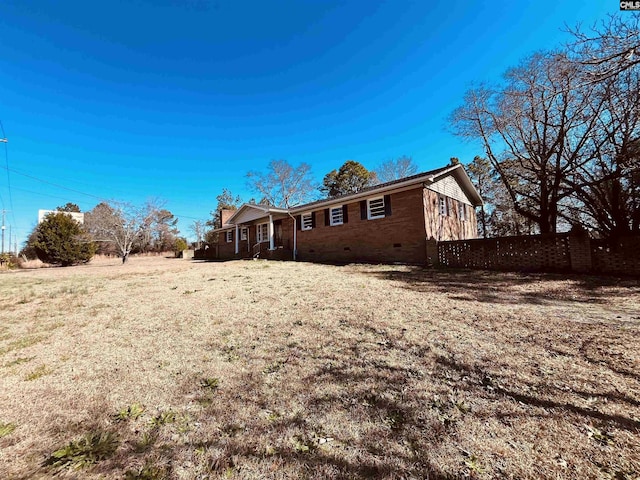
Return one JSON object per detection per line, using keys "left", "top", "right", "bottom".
{"left": 296, "top": 215, "right": 301, "bottom": 231}
{"left": 324, "top": 209, "right": 330, "bottom": 226}
{"left": 342, "top": 204, "right": 349, "bottom": 223}
{"left": 360, "top": 200, "right": 367, "bottom": 220}
{"left": 384, "top": 195, "right": 392, "bottom": 216}
{"left": 311, "top": 211, "right": 316, "bottom": 228}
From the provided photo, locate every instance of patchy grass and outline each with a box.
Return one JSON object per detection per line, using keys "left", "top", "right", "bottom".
{"left": 114, "top": 403, "right": 145, "bottom": 422}
{"left": 43, "top": 430, "right": 119, "bottom": 470}
{"left": 3, "top": 356, "right": 34, "bottom": 368}
{"left": 0, "top": 335, "right": 45, "bottom": 356}
{"left": 0, "top": 421, "right": 16, "bottom": 438}
{"left": 0, "top": 256, "right": 638, "bottom": 479}
{"left": 24, "top": 364, "right": 52, "bottom": 381}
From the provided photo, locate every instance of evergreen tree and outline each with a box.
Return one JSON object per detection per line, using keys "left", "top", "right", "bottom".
{"left": 320, "top": 160, "right": 378, "bottom": 198}
{"left": 31, "top": 212, "right": 95, "bottom": 266}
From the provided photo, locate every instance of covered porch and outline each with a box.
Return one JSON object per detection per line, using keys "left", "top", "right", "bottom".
{"left": 225, "top": 204, "right": 295, "bottom": 260}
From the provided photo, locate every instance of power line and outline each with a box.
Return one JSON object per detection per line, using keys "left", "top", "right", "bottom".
{"left": 0, "top": 120, "right": 17, "bottom": 230}
{"left": 0, "top": 163, "right": 107, "bottom": 202}
{"left": 11, "top": 185, "right": 98, "bottom": 206}
{"left": 0, "top": 158, "right": 208, "bottom": 236}
{"left": 3, "top": 164, "right": 205, "bottom": 219}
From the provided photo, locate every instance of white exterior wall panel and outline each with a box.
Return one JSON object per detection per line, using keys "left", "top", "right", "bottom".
{"left": 426, "top": 176, "right": 473, "bottom": 205}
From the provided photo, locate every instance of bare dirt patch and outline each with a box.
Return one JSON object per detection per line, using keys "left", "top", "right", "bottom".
{"left": 0, "top": 257, "right": 638, "bottom": 479}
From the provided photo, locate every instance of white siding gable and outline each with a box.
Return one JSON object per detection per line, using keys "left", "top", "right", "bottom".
{"left": 232, "top": 208, "right": 268, "bottom": 224}
{"left": 427, "top": 175, "right": 472, "bottom": 205}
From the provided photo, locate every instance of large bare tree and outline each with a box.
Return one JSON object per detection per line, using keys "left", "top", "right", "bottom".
{"left": 566, "top": 63, "right": 640, "bottom": 237}
{"left": 561, "top": 15, "right": 640, "bottom": 237}
{"left": 452, "top": 52, "right": 605, "bottom": 234}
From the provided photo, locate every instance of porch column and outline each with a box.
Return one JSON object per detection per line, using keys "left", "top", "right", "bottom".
{"left": 235, "top": 224, "right": 239, "bottom": 255}
{"left": 269, "top": 214, "right": 275, "bottom": 250}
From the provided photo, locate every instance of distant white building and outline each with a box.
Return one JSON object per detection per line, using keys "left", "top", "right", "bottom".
{"left": 38, "top": 210, "right": 85, "bottom": 224}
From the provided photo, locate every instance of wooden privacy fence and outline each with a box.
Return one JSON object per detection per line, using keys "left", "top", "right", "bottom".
{"left": 431, "top": 232, "right": 639, "bottom": 276}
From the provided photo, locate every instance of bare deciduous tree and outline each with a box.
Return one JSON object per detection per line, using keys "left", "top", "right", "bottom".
{"left": 375, "top": 156, "right": 418, "bottom": 183}
{"left": 566, "top": 64, "right": 640, "bottom": 237}
{"left": 452, "top": 52, "right": 605, "bottom": 234}
{"left": 190, "top": 220, "right": 206, "bottom": 250}
{"left": 246, "top": 159, "right": 316, "bottom": 208}
{"left": 85, "top": 201, "right": 158, "bottom": 262}
{"left": 567, "top": 14, "right": 640, "bottom": 84}
{"left": 450, "top": 14, "right": 640, "bottom": 238}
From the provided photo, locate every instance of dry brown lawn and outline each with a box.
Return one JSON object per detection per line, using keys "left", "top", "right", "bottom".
{"left": 0, "top": 256, "right": 638, "bottom": 479}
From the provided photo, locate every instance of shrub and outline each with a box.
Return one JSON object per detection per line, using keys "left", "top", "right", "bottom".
{"left": 0, "top": 253, "right": 19, "bottom": 269}
{"left": 174, "top": 238, "right": 188, "bottom": 253}
{"left": 30, "top": 213, "right": 96, "bottom": 266}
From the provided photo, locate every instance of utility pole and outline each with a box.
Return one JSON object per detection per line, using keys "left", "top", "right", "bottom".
{"left": 0, "top": 136, "right": 7, "bottom": 255}
{"left": 1, "top": 210, "right": 5, "bottom": 254}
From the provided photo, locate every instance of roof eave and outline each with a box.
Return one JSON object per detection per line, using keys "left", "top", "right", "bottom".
{"left": 290, "top": 164, "right": 482, "bottom": 212}
{"left": 290, "top": 173, "right": 439, "bottom": 213}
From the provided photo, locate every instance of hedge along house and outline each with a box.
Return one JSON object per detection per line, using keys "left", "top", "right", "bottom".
{"left": 207, "top": 163, "right": 483, "bottom": 264}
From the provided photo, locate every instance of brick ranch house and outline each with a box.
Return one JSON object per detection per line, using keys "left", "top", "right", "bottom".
{"left": 202, "top": 163, "right": 483, "bottom": 264}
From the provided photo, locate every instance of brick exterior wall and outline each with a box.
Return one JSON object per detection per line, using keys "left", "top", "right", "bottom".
{"left": 423, "top": 189, "right": 478, "bottom": 241}
{"left": 436, "top": 232, "right": 640, "bottom": 276}
{"left": 220, "top": 209, "right": 235, "bottom": 228}
{"left": 217, "top": 230, "right": 238, "bottom": 259}
{"left": 207, "top": 182, "right": 480, "bottom": 265}
{"left": 437, "top": 233, "right": 572, "bottom": 271}
{"left": 296, "top": 188, "right": 428, "bottom": 264}
{"left": 591, "top": 236, "right": 640, "bottom": 275}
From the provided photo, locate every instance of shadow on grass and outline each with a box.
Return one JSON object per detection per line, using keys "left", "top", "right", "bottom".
{"left": 575, "top": 337, "right": 640, "bottom": 382}
{"left": 359, "top": 266, "right": 640, "bottom": 307}
{"left": 434, "top": 355, "right": 640, "bottom": 432}
{"left": 32, "top": 291, "right": 639, "bottom": 479}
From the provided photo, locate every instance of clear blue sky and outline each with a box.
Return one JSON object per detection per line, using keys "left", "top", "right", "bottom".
{"left": 0, "top": 0, "right": 617, "bottom": 247}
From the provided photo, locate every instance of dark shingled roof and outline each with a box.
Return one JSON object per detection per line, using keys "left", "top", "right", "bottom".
{"left": 291, "top": 164, "right": 455, "bottom": 211}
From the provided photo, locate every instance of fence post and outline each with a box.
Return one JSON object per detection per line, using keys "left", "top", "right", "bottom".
{"left": 568, "top": 230, "right": 592, "bottom": 273}
{"left": 426, "top": 237, "right": 439, "bottom": 267}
